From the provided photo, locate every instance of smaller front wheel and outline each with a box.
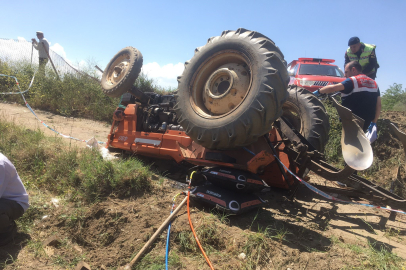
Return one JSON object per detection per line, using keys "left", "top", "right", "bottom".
{"left": 282, "top": 85, "right": 330, "bottom": 152}
{"left": 101, "top": 47, "right": 143, "bottom": 98}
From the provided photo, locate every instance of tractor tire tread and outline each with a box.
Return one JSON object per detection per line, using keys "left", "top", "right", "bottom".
{"left": 101, "top": 47, "right": 143, "bottom": 98}
{"left": 175, "top": 28, "right": 289, "bottom": 149}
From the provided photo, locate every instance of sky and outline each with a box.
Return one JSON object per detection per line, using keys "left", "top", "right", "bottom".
{"left": 1, "top": 0, "right": 406, "bottom": 92}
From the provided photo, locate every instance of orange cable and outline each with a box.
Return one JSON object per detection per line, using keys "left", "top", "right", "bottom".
{"left": 187, "top": 177, "right": 215, "bottom": 270}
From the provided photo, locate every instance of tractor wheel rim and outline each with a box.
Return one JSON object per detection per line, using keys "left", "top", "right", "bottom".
{"left": 106, "top": 53, "right": 130, "bottom": 86}
{"left": 190, "top": 51, "right": 251, "bottom": 119}
{"left": 282, "top": 101, "right": 304, "bottom": 134}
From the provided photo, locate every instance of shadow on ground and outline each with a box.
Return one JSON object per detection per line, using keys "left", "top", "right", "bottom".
{"left": 0, "top": 232, "right": 31, "bottom": 270}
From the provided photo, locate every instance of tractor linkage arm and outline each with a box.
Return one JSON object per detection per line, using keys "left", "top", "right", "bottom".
{"left": 277, "top": 117, "right": 406, "bottom": 212}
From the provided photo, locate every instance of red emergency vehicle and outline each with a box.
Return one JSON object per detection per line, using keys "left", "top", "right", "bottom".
{"left": 287, "top": 58, "right": 346, "bottom": 92}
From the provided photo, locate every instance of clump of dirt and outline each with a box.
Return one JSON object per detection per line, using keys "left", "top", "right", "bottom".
{"left": 40, "top": 188, "right": 176, "bottom": 268}
{"left": 374, "top": 114, "right": 405, "bottom": 161}
{"left": 367, "top": 111, "right": 406, "bottom": 196}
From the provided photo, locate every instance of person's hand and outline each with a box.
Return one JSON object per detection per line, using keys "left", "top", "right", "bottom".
{"left": 366, "top": 122, "right": 377, "bottom": 143}
{"left": 367, "top": 122, "right": 377, "bottom": 133}
{"left": 313, "top": 90, "right": 321, "bottom": 97}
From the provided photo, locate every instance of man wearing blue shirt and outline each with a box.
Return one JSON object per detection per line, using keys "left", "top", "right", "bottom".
{"left": 313, "top": 61, "right": 381, "bottom": 133}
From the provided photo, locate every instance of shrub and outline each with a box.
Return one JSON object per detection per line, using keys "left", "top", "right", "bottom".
{"left": 381, "top": 83, "right": 406, "bottom": 111}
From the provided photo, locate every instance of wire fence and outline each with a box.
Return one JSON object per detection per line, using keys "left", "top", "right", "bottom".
{"left": 0, "top": 38, "right": 100, "bottom": 80}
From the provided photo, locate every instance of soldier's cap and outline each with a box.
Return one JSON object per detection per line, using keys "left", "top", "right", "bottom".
{"left": 348, "top": 37, "right": 360, "bottom": 46}
{"left": 36, "top": 31, "right": 43, "bottom": 35}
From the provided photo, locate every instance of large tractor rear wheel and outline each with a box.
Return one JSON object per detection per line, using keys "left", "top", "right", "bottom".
{"left": 282, "top": 85, "right": 330, "bottom": 152}
{"left": 101, "top": 47, "right": 143, "bottom": 98}
{"left": 175, "top": 28, "right": 289, "bottom": 150}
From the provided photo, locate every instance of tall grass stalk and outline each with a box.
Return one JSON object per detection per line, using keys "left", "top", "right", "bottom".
{"left": 0, "top": 60, "right": 175, "bottom": 122}
{"left": 0, "top": 119, "right": 152, "bottom": 203}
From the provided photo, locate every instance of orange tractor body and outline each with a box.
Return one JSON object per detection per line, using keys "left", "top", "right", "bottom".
{"left": 108, "top": 104, "right": 295, "bottom": 189}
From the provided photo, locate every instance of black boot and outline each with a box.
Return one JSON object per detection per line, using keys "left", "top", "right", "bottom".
{"left": 0, "top": 221, "right": 17, "bottom": 246}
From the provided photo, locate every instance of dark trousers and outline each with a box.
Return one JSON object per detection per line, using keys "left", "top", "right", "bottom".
{"left": 38, "top": 57, "right": 48, "bottom": 77}
{"left": 0, "top": 198, "right": 24, "bottom": 233}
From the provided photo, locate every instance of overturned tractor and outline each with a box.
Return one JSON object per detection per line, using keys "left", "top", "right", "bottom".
{"left": 100, "top": 28, "right": 406, "bottom": 215}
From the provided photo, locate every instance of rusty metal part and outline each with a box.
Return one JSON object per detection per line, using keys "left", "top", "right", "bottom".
{"left": 190, "top": 51, "right": 252, "bottom": 118}
{"left": 310, "top": 160, "right": 406, "bottom": 210}
{"left": 203, "top": 63, "right": 250, "bottom": 115}
{"left": 247, "top": 150, "right": 275, "bottom": 174}
{"left": 112, "top": 109, "right": 125, "bottom": 121}
{"left": 331, "top": 97, "right": 373, "bottom": 170}
{"left": 279, "top": 117, "right": 316, "bottom": 151}
{"left": 389, "top": 122, "right": 406, "bottom": 157}
{"left": 279, "top": 114, "right": 405, "bottom": 210}
{"left": 265, "top": 134, "right": 293, "bottom": 189}
{"left": 281, "top": 101, "right": 304, "bottom": 137}
{"left": 309, "top": 161, "right": 355, "bottom": 181}
{"left": 277, "top": 117, "right": 322, "bottom": 179}
{"left": 310, "top": 183, "right": 369, "bottom": 198}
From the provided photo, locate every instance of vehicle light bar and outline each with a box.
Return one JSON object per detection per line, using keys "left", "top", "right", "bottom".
{"left": 298, "top": 58, "right": 335, "bottom": 63}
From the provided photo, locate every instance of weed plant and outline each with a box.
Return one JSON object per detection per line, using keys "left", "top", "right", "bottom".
{"left": 176, "top": 214, "right": 226, "bottom": 254}
{"left": 134, "top": 252, "right": 182, "bottom": 270}
{"left": 0, "top": 119, "right": 152, "bottom": 204}
{"left": 0, "top": 60, "right": 174, "bottom": 122}
{"left": 322, "top": 98, "right": 345, "bottom": 168}
{"left": 331, "top": 236, "right": 404, "bottom": 269}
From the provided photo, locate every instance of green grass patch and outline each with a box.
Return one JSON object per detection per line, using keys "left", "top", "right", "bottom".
{"left": 323, "top": 98, "right": 345, "bottom": 168}
{"left": 331, "top": 236, "right": 404, "bottom": 269}
{"left": 0, "top": 60, "right": 175, "bottom": 123}
{"left": 176, "top": 214, "right": 226, "bottom": 255}
{"left": 0, "top": 118, "right": 153, "bottom": 204}
{"left": 134, "top": 251, "right": 182, "bottom": 270}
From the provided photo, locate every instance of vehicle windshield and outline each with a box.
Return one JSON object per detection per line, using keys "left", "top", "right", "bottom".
{"left": 299, "top": 64, "right": 344, "bottom": 77}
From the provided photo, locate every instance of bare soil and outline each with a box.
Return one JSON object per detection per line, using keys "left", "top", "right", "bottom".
{"left": 0, "top": 102, "right": 405, "bottom": 270}
{"left": 0, "top": 101, "right": 111, "bottom": 148}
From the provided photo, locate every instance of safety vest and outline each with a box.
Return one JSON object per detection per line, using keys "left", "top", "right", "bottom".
{"left": 341, "top": 74, "right": 379, "bottom": 98}
{"left": 346, "top": 43, "right": 377, "bottom": 73}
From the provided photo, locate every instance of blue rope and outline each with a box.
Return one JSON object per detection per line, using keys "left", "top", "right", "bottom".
{"left": 243, "top": 147, "right": 256, "bottom": 156}
{"left": 0, "top": 73, "right": 35, "bottom": 95}
{"left": 165, "top": 193, "right": 182, "bottom": 269}
{"left": 165, "top": 203, "right": 174, "bottom": 270}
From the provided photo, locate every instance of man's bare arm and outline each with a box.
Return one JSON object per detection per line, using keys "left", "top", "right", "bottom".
{"left": 373, "top": 96, "right": 381, "bottom": 123}
{"left": 319, "top": 83, "right": 345, "bottom": 94}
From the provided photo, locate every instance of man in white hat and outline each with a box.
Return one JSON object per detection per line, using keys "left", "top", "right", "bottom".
{"left": 31, "top": 31, "right": 50, "bottom": 76}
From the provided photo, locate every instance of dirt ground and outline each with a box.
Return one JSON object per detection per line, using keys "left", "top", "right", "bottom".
{"left": 0, "top": 101, "right": 111, "bottom": 148}
{"left": 0, "top": 102, "right": 405, "bottom": 269}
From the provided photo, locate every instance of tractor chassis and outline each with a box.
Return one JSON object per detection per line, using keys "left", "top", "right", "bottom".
{"left": 108, "top": 103, "right": 406, "bottom": 213}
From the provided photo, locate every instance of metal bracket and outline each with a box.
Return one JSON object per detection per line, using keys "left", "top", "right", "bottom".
{"left": 389, "top": 122, "right": 406, "bottom": 157}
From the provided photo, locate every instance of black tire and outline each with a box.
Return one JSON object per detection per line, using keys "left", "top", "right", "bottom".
{"left": 175, "top": 28, "right": 289, "bottom": 149}
{"left": 101, "top": 47, "right": 143, "bottom": 98}
{"left": 282, "top": 85, "right": 330, "bottom": 152}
